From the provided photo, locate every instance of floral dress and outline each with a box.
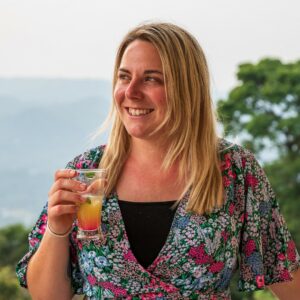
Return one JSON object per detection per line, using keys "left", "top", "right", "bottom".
{"left": 16, "top": 140, "right": 300, "bottom": 299}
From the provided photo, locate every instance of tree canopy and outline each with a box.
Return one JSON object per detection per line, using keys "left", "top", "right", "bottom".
{"left": 218, "top": 58, "right": 300, "bottom": 157}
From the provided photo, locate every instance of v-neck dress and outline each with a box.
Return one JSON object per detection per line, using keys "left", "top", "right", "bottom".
{"left": 16, "top": 139, "right": 300, "bottom": 299}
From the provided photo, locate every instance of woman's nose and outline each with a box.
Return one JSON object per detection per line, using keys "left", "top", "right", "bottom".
{"left": 125, "top": 79, "right": 143, "bottom": 100}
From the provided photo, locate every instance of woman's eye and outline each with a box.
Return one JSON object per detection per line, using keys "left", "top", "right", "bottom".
{"left": 118, "top": 74, "right": 130, "bottom": 81}
{"left": 145, "top": 76, "right": 159, "bottom": 83}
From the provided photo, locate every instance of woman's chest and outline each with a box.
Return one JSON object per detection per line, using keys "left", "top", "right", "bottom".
{"left": 116, "top": 167, "right": 185, "bottom": 201}
{"left": 73, "top": 196, "right": 243, "bottom": 298}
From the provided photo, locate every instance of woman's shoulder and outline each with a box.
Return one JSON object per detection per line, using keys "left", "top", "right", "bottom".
{"left": 66, "top": 145, "right": 106, "bottom": 169}
{"left": 218, "top": 138, "right": 258, "bottom": 169}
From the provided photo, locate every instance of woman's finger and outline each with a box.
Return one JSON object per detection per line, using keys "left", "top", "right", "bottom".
{"left": 49, "top": 204, "right": 79, "bottom": 217}
{"left": 49, "top": 190, "right": 84, "bottom": 206}
{"left": 54, "top": 169, "right": 77, "bottom": 181}
{"left": 49, "top": 177, "right": 87, "bottom": 196}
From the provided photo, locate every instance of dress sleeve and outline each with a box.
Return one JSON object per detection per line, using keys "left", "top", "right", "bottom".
{"left": 15, "top": 203, "right": 49, "bottom": 288}
{"left": 15, "top": 159, "right": 84, "bottom": 294}
{"left": 238, "top": 150, "right": 300, "bottom": 291}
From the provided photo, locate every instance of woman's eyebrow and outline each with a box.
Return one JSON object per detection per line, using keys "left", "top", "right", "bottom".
{"left": 144, "top": 70, "right": 163, "bottom": 75}
{"left": 118, "top": 68, "right": 163, "bottom": 75}
{"left": 118, "top": 68, "right": 130, "bottom": 73}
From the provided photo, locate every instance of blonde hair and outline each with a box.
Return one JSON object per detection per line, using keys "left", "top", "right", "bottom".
{"left": 100, "top": 22, "right": 223, "bottom": 214}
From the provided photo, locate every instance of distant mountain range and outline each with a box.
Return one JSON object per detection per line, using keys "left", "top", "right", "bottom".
{"left": 0, "top": 78, "right": 111, "bottom": 227}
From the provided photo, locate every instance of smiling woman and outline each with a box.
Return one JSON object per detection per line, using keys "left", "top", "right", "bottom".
{"left": 16, "top": 22, "right": 300, "bottom": 300}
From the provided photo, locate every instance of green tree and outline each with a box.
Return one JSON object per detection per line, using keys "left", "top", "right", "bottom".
{"left": 218, "top": 58, "right": 300, "bottom": 157}
{"left": 0, "top": 224, "right": 30, "bottom": 300}
{"left": 218, "top": 58, "right": 300, "bottom": 300}
{"left": 0, "top": 224, "right": 29, "bottom": 267}
{"left": 0, "top": 266, "right": 30, "bottom": 300}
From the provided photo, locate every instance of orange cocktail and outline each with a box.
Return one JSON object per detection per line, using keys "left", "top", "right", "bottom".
{"left": 74, "top": 169, "right": 106, "bottom": 240}
{"left": 77, "top": 194, "right": 103, "bottom": 230}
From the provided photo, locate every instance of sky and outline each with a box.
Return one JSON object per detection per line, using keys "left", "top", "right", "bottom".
{"left": 1, "top": 0, "right": 300, "bottom": 94}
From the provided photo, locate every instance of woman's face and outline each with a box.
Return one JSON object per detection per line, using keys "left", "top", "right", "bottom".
{"left": 114, "top": 40, "right": 167, "bottom": 142}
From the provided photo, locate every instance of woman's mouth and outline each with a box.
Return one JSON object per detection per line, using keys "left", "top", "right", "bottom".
{"left": 127, "top": 108, "right": 154, "bottom": 116}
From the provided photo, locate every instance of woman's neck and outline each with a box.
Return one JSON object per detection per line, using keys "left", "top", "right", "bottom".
{"left": 129, "top": 138, "right": 170, "bottom": 168}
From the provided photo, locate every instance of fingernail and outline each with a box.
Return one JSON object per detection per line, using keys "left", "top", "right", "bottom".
{"left": 80, "top": 184, "right": 87, "bottom": 190}
{"left": 70, "top": 170, "right": 76, "bottom": 175}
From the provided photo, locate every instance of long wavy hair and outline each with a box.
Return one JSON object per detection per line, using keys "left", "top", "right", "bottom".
{"left": 100, "top": 22, "right": 223, "bottom": 214}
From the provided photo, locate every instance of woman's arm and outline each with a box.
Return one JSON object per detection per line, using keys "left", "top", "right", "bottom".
{"left": 27, "top": 169, "right": 86, "bottom": 300}
{"left": 27, "top": 231, "right": 73, "bottom": 300}
{"left": 268, "top": 268, "right": 300, "bottom": 300}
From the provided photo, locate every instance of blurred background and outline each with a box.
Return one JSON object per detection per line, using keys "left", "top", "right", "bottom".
{"left": 0, "top": 0, "right": 299, "bottom": 299}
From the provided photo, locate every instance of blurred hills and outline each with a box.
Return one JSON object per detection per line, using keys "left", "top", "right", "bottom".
{"left": 0, "top": 78, "right": 111, "bottom": 227}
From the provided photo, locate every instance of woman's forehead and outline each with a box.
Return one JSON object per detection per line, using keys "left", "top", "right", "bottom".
{"left": 119, "top": 40, "right": 163, "bottom": 71}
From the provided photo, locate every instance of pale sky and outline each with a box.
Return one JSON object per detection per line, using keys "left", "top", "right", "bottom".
{"left": 1, "top": 0, "right": 300, "bottom": 94}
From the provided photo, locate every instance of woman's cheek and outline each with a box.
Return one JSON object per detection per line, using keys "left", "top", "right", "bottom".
{"left": 114, "top": 86, "right": 126, "bottom": 105}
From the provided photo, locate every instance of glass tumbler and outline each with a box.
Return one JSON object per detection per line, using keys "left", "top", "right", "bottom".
{"left": 74, "top": 169, "right": 106, "bottom": 240}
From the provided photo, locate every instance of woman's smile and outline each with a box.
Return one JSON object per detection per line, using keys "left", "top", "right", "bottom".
{"left": 126, "top": 107, "right": 155, "bottom": 117}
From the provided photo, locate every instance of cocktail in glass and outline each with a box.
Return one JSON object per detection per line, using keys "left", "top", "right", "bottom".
{"left": 74, "top": 169, "right": 106, "bottom": 240}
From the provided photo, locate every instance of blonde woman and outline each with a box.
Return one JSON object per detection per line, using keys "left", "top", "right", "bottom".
{"left": 17, "top": 22, "right": 300, "bottom": 299}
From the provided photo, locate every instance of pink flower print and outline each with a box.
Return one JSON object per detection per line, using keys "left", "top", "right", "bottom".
{"left": 29, "top": 237, "right": 40, "bottom": 248}
{"left": 223, "top": 176, "right": 231, "bottom": 187}
{"left": 228, "top": 170, "right": 236, "bottom": 179}
{"left": 279, "top": 269, "right": 291, "bottom": 281}
{"left": 240, "top": 212, "right": 248, "bottom": 223}
{"left": 77, "top": 240, "right": 83, "bottom": 250}
{"left": 221, "top": 155, "right": 231, "bottom": 171}
{"left": 189, "top": 244, "right": 213, "bottom": 264}
{"left": 221, "top": 230, "right": 229, "bottom": 242}
{"left": 71, "top": 230, "right": 83, "bottom": 250}
{"left": 277, "top": 253, "right": 286, "bottom": 261}
{"left": 242, "top": 158, "right": 246, "bottom": 169}
{"left": 38, "top": 223, "right": 46, "bottom": 235}
{"left": 141, "top": 293, "right": 157, "bottom": 300}
{"left": 229, "top": 203, "right": 235, "bottom": 216}
{"left": 287, "top": 241, "right": 296, "bottom": 262}
{"left": 255, "top": 275, "right": 265, "bottom": 288}
{"left": 71, "top": 230, "right": 77, "bottom": 240}
{"left": 124, "top": 250, "right": 137, "bottom": 262}
{"left": 245, "top": 239, "right": 256, "bottom": 257}
{"left": 160, "top": 281, "right": 178, "bottom": 293}
{"left": 99, "top": 282, "right": 127, "bottom": 297}
{"left": 149, "top": 278, "right": 157, "bottom": 286}
{"left": 87, "top": 274, "right": 97, "bottom": 286}
{"left": 209, "top": 261, "right": 225, "bottom": 273}
{"left": 41, "top": 213, "right": 48, "bottom": 222}
{"left": 246, "top": 174, "right": 258, "bottom": 188}
{"left": 75, "top": 162, "right": 83, "bottom": 169}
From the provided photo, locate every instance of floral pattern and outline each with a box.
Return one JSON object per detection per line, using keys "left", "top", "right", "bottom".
{"left": 16, "top": 140, "right": 300, "bottom": 299}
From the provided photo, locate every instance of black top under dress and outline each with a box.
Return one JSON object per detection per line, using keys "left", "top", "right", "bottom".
{"left": 118, "top": 200, "right": 177, "bottom": 268}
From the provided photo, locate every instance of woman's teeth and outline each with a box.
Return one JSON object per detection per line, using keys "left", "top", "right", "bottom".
{"left": 128, "top": 108, "right": 153, "bottom": 116}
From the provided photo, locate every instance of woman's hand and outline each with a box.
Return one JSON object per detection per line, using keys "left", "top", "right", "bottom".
{"left": 47, "top": 169, "right": 86, "bottom": 234}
